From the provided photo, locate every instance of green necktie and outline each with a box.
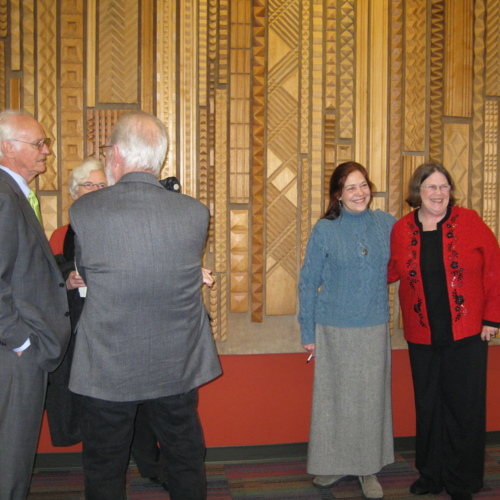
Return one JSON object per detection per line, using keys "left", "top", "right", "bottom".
{"left": 28, "top": 189, "right": 43, "bottom": 225}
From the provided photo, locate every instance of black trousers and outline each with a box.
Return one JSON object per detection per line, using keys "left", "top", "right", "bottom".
{"left": 81, "top": 389, "right": 206, "bottom": 500}
{"left": 408, "top": 336, "right": 488, "bottom": 495}
{"left": 130, "top": 403, "right": 168, "bottom": 480}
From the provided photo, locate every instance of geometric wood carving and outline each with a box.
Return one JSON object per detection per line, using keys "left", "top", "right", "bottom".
{"left": 10, "top": 0, "right": 20, "bottom": 71}
{"left": 404, "top": 0, "right": 427, "bottom": 152}
{"left": 483, "top": 100, "right": 499, "bottom": 232}
{"left": 429, "top": 0, "right": 445, "bottom": 164}
{"left": 38, "top": 0, "right": 58, "bottom": 192}
{"left": 471, "top": 0, "right": 487, "bottom": 214}
{"left": 325, "top": 0, "right": 336, "bottom": 112}
{"left": 300, "top": 0, "right": 310, "bottom": 156}
{"left": 98, "top": 0, "right": 138, "bottom": 104}
{"left": 230, "top": 209, "right": 249, "bottom": 312}
{"left": 141, "top": 0, "right": 154, "bottom": 114}
{"left": 339, "top": 0, "right": 355, "bottom": 141}
{"left": 229, "top": 0, "right": 251, "bottom": 203}
{"left": 444, "top": 0, "right": 473, "bottom": 118}
{"left": 251, "top": 0, "right": 266, "bottom": 322}
{"left": 310, "top": 0, "right": 324, "bottom": 223}
{"left": 86, "top": 0, "right": 96, "bottom": 108}
{"left": 389, "top": 0, "right": 404, "bottom": 218}
{"left": 0, "top": 1, "right": 7, "bottom": 38}
{"left": 355, "top": 0, "right": 368, "bottom": 165}
{"left": 265, "top": 0, "right": 298, "bottom": 316}
{"left": 443, "top": 123, "right": 470, "bottom": 206}
{"left": 21, "top": 0, "right": 35, "bottom": 115}
{"left": 0, "top": 41, "right": 5, "bottom": 110}
{"left": 486, "top": 0, "right": 500, "bottom": 97}
{"left": 60, "top": 0, "right": 85, "bottom": 226}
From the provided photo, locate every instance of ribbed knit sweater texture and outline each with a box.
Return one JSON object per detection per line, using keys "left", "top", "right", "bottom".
{"left": 298, "top": 208, "right": 396, "bottom": 344}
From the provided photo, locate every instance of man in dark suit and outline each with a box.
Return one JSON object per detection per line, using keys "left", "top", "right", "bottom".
{"left": 0, "top": 109, "right": 71, "bottom": 500}
{"left": 69, "top": 111, "right": 221, "bottom": 500}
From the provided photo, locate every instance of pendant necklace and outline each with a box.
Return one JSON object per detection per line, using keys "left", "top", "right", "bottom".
{"left": 359, "top": 242, "right": 368, "bottom": 256}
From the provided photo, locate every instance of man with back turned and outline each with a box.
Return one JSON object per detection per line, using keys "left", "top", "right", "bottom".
{"left": 69, "top": 111, "right": 221, "bottom": 500}
{"left": 0, "top": 109, "right": 70, "bottom": 500}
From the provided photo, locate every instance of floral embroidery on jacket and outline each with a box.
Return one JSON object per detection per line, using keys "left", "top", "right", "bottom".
{"left": 404, "top": 220, "right": 427, "bottom": 328}
{"left": 445, "top": 213, "right": 466, "bottom": 321}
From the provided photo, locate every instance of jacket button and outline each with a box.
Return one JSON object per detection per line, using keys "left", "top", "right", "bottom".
{"left": 65, "top": 311, "right": 70, "bottom": 317}
{"left": 59, "top": 283, "right": 65, "bottom": 287}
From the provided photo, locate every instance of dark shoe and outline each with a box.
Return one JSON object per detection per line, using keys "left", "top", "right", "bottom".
{"left": 410, "top": 476, "right": 442, "bottom": 495}
{"left": 149, "top": 477, "right": 169, "bottom": 491}
{"left": 450, "top": 494, "right": 472, "bottom": 500}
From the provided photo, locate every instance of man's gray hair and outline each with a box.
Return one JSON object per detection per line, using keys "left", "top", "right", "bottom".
{"left": 68, "top": 158, "right": 105, "bottom": 200}
{"left": 0, "top": 109, "right": 31, "bottom": 159}
{"left": 109, "top": 112, "right": 168, "bottom": 176}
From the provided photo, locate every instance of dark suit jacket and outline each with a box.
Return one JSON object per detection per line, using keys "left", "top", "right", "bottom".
{"left": 0, "top": 169, "right": 70, "bottom": 370}
{"left": 69, "top": 171, "right": 221, "bottom": 402}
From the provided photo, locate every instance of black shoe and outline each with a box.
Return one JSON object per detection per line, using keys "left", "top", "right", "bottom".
{"left": 410, "top": 476, "right": 442, "bottom": 495}
{"left": 149, "top": 477, "right": 169, "bottom": 491}
{"left": 450, "top": 494, "right": 472, "bottom": 500}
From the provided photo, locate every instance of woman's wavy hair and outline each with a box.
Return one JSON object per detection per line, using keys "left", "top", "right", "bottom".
{"left": 405, "top": 162, "right": 457, "bottom": 208}
{"left": 321, "top": 161, "right": 374, "bottom": 220}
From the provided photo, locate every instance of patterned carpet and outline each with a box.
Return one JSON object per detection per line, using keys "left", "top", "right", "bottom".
{"left": 28, "top": 446, "right": 500, "bottom": 499}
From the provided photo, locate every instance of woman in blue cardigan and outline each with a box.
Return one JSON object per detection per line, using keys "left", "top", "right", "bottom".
{"left": 299, "top": 161, "right": 395, "bottom": 500}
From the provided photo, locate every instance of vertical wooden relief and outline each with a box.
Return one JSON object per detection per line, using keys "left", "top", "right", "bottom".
{"left": 178, "top": 0, "right": 198, "bottom": 197}
{"left": 300, "top": 157, "right": 310, "bottom": 263}
{"left": 141, "top": 0, "right": 155, "bottom": 114}
{"left": 299, "top": 0, "right": 310, "bottom": 157}
{"left": 429, "top": 0, "right": 445, "bottom": 164}
{"left": 444, "top": 0, "right": 473, "bottom": 118}
{"left": 404, "top": 0, "right": 426, "bottom": 152}
{"left": 368, "top": 0, "right": 389, "bottom": 191}
{"left": 157, "top": 0, "right": 177, "bottom": 179}
{"left": 10, "top": 0, "right": 20, "bottom": 71}
{"left": 310, "top": 0, "right": 324, "bottom": 223}
{"left": 60, "top": 0, "right": 84, "bottom": 226}
{"left": 484, "top": 101, "right": 499, "bottom": 232}
{"left": 86, "top": 0, "right": 96, "bottom": 108}
{"left": 0, "top": 41, "right": 4, "bottom": 110}
{"left": 250, "top": 0, "right": 266, "bottom": 322}
{"left": 471, "top": 0, "right": 487, "bottom": 213}
{"left": 402, "top": 155, "right": 425, "bottom": 216}
{"left": 388, "top": 0, "right": 404, "bottom": 218}
{"left": 0, "top": 1, "right": 7, "bottom": 38}
{"left": 98, "top": 0, "right": 138, "bottom": 104}
{"left": 21, "top": 0, "right": 35, "bottom": 115}
{"left": 230, "top": 210, "right": 249, "bottom": 312}
{"left": 229, "top": 0, "right": 251, "bottom": 203}
{"left": 338, "top": 0, "right": 355, "bottom": 142}
{"left": 443, "top": 123, "right": 470, "bottom": 204}
{"left": 266, "top": 0, "right": 299, "bottom": 316}
{"left": 485, "top": 0, "right": 500, "bottom": 97}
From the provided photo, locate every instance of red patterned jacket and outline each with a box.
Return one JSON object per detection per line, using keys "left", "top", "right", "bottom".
{"left": 388, "top": 206, "right": 500, "bottom": 345}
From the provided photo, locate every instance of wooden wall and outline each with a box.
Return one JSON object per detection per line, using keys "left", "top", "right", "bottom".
{"left": 1, "top": 0, "right": 499, "bottom": 353}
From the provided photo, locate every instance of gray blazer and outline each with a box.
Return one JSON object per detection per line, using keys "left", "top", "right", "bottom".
{"left": 69, "top": 171, "right": 221, "bottom": 402}
{"left": 0, "top": 169, "right": 70, "bottom": 370}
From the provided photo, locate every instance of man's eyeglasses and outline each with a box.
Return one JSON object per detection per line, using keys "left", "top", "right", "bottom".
{"left": 78, "top": 182, "right": 107, "bottom": 190}
{"left": 11, "top": 137, "right": 51, "bottom": 151}
{"left": 98, "top": 145, "right": 114, "bottom": 158}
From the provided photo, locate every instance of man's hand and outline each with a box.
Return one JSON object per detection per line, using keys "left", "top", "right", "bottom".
{"left": 66, "top": 270, "right": 86, "bottom": 290}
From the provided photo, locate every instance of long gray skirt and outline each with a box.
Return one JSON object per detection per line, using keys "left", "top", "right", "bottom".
{"left": 307, "top": 323, "right": 394, "bottom": 476}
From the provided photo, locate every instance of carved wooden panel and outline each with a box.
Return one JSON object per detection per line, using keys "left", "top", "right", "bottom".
{"left": 0, "top": 1, "right": 7, "bottom": 38}
{"left": 0, "top": 41, "right": 4, "bottom": 109}
{"left": 40, "top": 194, "right": 57, "bottom": 240}
{"left": 484, "top": 101, "right": 499, "bottom": 232}
{"left": 388, "top": 0, "right": 404, "bottom": 218}
{"left": 443, "top": 123, "right": 470, "bottom": 205}
{"left": 299, "top": 0, "right": 309, "bottom": 156}
{"left": 98, "top": 0, "right": 138, "bottom": 104}
{"left": 9, "top": 78, "right": 20, "bottom": 109}
{"left": 402, "top": 155, "right": 425, "bottom": 217}
{"left": 230, "top": 210, "right": 249, "bottom": 312}
{"left": 10, "top": 0, "right": 20, "bottom": 71}
{"left": 219, "top": 0, "right": 229, "bottom": 85}
{"left": 471, "top": 0, "right": 487, "bottom": 213}
{"left": 309, "top": 0, "right": 324, "bottom": 223}
{"left": 229, "top": 0, "right": 251, "bottom": 203}
{"left": 429, "top": 0, "right": 445, "bottom": 164}
{"left": 355, "top": 0, "right": 368, "bottom": 165}
{"left": 404, "top": 0, "right": 426, "bottom": 152}
{"left": 325, "top": 0, "right": 336, "bottom": 112}
{"left": 250, "top": 0, "right": 266, "bottom": 322}
{"left": 444, "top": 0, "right": 473, "bottom": 118}
{"left": 37, "top": 0, "right": 58, "bottom": 192}
{"left": 486, "top": 0, "right": 500, "bottom": 96}
{"left": 157, "top": 0, "right": 177, "bottom": 179}
{"left": 22, "top": 0, "right": 35, "bottom": 115}
{"left": 265, "top": 0, "right": 299, "bottom": 316}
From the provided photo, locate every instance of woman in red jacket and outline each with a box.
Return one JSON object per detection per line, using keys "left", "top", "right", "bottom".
{"left": 388, "top": 163, "right": 500, "bottom": 500}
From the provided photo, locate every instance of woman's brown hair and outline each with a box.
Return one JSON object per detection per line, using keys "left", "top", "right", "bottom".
{"left": 405, "top": 162, "right": 456, "bottom": 208}
{"left": 321, "top": 161, "right": 374, "bottom": 220}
